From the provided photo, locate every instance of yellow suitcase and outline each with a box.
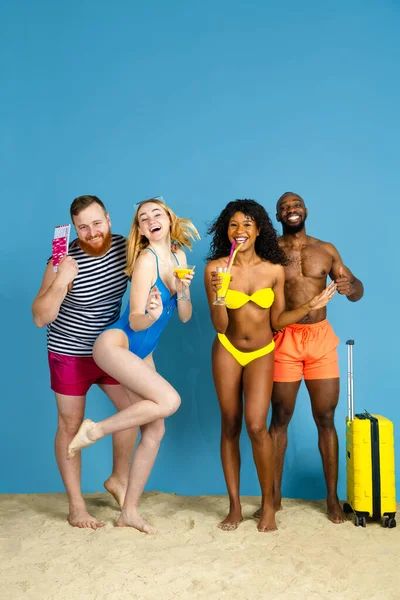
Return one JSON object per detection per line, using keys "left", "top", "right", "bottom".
{"left": 343, "top": 340, "right": 396, "bottom": 527}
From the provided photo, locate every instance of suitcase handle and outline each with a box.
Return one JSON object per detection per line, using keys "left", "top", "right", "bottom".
{"left": 346, "top": 340, "right": 355, "bottom": 421}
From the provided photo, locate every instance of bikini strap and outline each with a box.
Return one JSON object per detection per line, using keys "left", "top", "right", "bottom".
{"left": 145, "top": 247, "right": 160, "bottom": 277}
{"left": 146, "top": 246, "right": 179, "bottom": 275}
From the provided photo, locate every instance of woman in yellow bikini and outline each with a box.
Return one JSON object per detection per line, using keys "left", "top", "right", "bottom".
{"left": 204, "top": 199, "right": 336, "bottom": 532}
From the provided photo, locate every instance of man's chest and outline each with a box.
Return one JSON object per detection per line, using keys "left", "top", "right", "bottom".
{"left": 67, "top": 254, "right": 127, "bottom": 305}
{"left": 283, "top": 246, "right": 333, "bottom": 281}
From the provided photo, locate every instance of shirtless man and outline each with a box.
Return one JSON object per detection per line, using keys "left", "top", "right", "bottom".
{"left": 270, "top": 192, "right": 363, "bottom": 523}
{"left": 32, "top": 195, "right": 137, "bottom": 529}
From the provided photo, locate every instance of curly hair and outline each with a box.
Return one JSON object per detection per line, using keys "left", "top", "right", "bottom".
{"left": 125, "top": 198, "right": 200, "bottom": 277}
{"left": 206, "top": 199, "right": 287, "bottom": 265}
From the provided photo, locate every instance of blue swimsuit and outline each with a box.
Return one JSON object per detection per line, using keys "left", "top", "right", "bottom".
{"left": 109, "top": 248, "right": 179, "bottom": 359}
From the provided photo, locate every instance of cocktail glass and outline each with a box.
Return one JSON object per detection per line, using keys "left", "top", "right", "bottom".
{"left": 174, "top": 265, "right": 195, "bottom": 301}
{"left": 213, "top": 266, "right": 231, "bottom": 306}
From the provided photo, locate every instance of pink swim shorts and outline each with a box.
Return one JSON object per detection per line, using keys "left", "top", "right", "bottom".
{"left": 48, "top": 351, "right": 119, "bottom": 396}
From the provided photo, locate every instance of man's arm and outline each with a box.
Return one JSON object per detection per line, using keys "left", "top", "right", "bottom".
{"left": 32, "top": 256, "right": 78, "bottom": 327}
{"left": 327, "top": 243, "right": 364, "bottom": 302}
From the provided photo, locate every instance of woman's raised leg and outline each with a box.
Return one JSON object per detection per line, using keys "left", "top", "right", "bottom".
{"left": 67, "top": 330, "right": 180, "bottom": 458}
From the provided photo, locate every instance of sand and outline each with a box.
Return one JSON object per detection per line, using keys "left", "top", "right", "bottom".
{"left": 0, "top": 492, "right": 399, "bottom": 600}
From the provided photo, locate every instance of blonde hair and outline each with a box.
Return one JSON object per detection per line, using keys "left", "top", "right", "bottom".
{"left": 125, "top": 198, "right": 200, "bottom": 277}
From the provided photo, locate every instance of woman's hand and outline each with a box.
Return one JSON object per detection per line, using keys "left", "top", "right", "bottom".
{"left": 146, "top": 286, "right": 163, "bottom": 322}
{"left": 174, "top": 267, "right": 195, "bottom": 294}
{"left": 308, "top": 281, "right": 337, "bottom": 311}
{"left": 210, "top": 270, "right": 231, "bottom": 294}
{"left": 210, "top": 270, "right": 222, "bottom": 294}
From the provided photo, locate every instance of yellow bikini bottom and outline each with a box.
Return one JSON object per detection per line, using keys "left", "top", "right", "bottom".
{"left": 217, "top": 333, "right": 275, "bottom": 367}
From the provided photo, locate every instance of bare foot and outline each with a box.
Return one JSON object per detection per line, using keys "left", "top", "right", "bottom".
{"left": 218, "top": 509, "right": 243, "bottom": 531}
{"left": 68, "top": 508, "right": 105, "bottom": 530}
{"left": 258, "top": 504, "right": 278, "bottom": 532}
{"left": 253, "top": 507, "right": 262, "bottom": 519}
{"left": 67, "top": 419, "right": 98, "bottom": 459}
{"left": 116, "top": 510, "right": 156, "bottom": 535}
{"left": 253, "top": 501, "right": 282, "bottom": 519}
{"left": 273, "top": 491, "right": 283, "bottom": 512}
{"left": 327, "top": 498, "right": 346, "bottom": 524}
{"left": 104, "top": 476, "right": 127, "bottom": 509}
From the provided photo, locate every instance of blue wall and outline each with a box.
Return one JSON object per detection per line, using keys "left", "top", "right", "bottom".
{"left": 1, "top": 0, "right": 399, "bottom": 501}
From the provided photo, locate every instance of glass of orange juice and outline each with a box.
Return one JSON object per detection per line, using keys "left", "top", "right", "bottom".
{"left": 213, "top": 266, "right": 231, "bottom": 305}
{"left": 173, "top": 265, "right": 195, "bottom": 301}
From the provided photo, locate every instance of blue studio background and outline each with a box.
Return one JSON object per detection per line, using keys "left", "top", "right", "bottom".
{"left": 1, "top": 0, "right": 399, "bottom": 501}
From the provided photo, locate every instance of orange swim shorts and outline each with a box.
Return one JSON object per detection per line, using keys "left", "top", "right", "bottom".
{"left": 273, "top": 319, "right": 340, "bottom": 382}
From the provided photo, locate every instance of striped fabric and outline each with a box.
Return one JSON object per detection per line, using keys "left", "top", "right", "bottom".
{"left": 47, "top": 234, "right": 128, "bottom": 356}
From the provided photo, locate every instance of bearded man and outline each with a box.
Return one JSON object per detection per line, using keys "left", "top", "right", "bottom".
{"left": 32, "top": 195, "right": 136, "bottom": 529}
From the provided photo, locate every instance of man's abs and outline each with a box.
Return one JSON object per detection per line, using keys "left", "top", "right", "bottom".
{"left": 284, "top": 277, "right": 329, "bottom": 324}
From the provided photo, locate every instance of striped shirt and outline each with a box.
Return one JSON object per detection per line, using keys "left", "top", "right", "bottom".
{"left": 47, "top": 234, "right": 129, "bottom": 356}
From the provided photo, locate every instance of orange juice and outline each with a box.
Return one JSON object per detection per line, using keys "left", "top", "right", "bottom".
{"left": 217, "top": 271, "right": 231, "bottom": 299}
{"left": 174, "top": 267, "right": 192, "bottom": 279}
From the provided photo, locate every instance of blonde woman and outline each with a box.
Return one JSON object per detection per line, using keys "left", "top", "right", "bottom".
{"left": 67, "top": 197, "right": 200, "bottom": 533}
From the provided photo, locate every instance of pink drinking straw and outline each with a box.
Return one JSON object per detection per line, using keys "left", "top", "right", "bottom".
{"left": 227, "top": 241, "right": 242, "bottom": 273}
{"left": 226, "top": 241, "right": 236, "bottom": 270}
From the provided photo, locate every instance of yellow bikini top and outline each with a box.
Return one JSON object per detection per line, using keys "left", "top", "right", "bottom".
{"left": 225, "top": 287, "right": 274, "bottom": 309}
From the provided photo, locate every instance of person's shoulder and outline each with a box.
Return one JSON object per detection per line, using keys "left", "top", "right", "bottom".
{"left": 259, "top": 260, "right": 284, "bottom": 288}
{"left": 305, "top": 235, "right": 330, "bottom": 249}
{"left": 130, "top": 248, "right": 157, "bottom": 282}
{"left": 136, "top": 247, "right": 157, "bottom": 267}
{"left": 69, "top": 238, "right": 79, "bottom": 250}
{"left": 306, "top": 237, "right": 340, "bottom": 260}
{"left": 210, "top": 256, "right": 229, "bottom": 266}
{"left": 266, "top": 261, "right": 285, "bottom": 277}
{"left": 268, "top": 260, "right": 284, "bottom": 270}
{"left": 109, "top": 234, "right": 127, "bottom": 256}
{"left": 173, "top": 247, "right": 186, "bottom": 262}
{"left": 302, "top": 233, "right": 321, "bottom": 244}
{"left": 205, "top": 257, "right": 228, "bottom": 271}
{"left": 316, "top": 239, "right": 338, "bottom": 255}
{"left": 67, "top": 238, "right": 82, "bottom": 258}
{"left": 111, "top": 233, "right": 126, "bottom": 245}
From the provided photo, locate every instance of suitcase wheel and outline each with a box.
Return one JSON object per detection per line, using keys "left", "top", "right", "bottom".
{"left": 382, "top": 516, "right": 396, "bottom": 529}
{"left": 343, "top": 502, "right": 353, "bottom": 514}
{"left": 354, "top": 515, "right": 366, "bottom": 527}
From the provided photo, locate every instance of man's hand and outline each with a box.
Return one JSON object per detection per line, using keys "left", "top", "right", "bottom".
{"left": 335, "top": 265, "right": 354, "bottom": 296}
{"left": 57, "top": 256, "right": 79, "bottom": 287}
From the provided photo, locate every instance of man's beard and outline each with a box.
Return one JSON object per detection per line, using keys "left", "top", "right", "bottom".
{"left": 78, "top": 230, "right": 112, "bottom": 257}
{"left": 282, "top": 214, "right": 307, "bottom": 234}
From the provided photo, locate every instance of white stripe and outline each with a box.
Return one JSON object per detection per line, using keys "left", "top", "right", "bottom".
{"left": 47, "top": 234, "right": 129, "bottom": 356}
